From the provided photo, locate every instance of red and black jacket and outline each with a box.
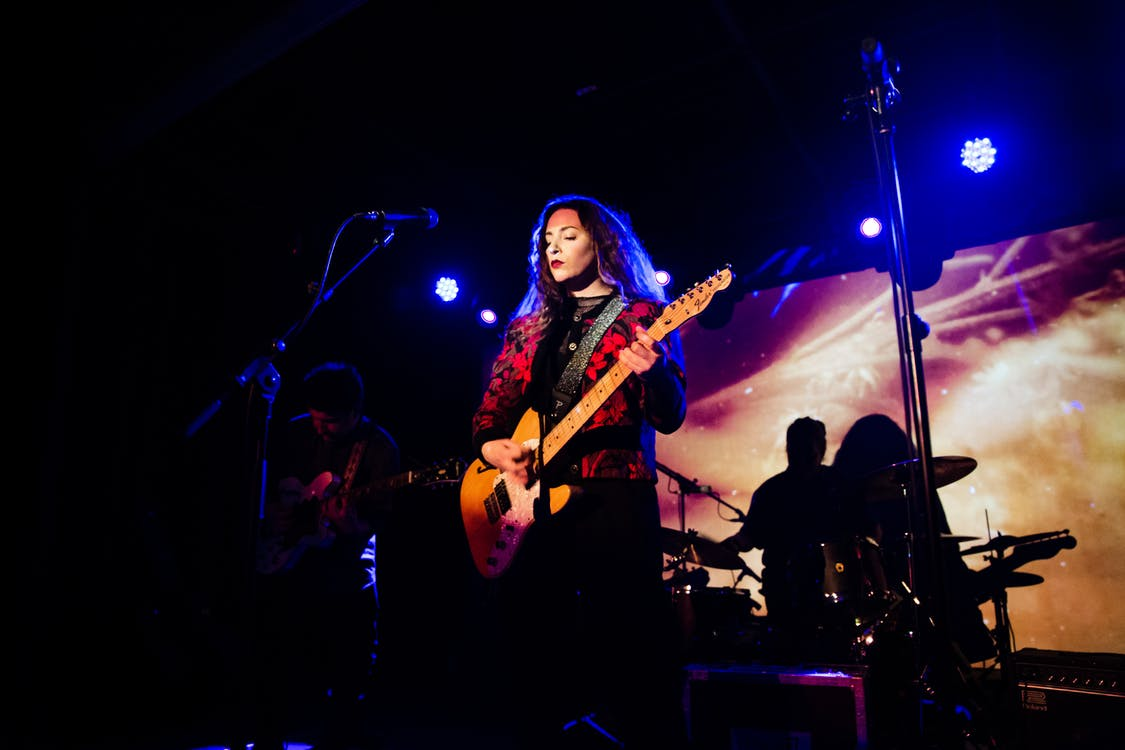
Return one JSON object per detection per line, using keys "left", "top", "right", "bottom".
{"left": 471, "top": 294, "right": 686, "bottom": 484}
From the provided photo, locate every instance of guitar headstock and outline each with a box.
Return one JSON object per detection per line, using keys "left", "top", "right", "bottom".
{"left": 659, "top": 265, "right": 734, "bottom": 328}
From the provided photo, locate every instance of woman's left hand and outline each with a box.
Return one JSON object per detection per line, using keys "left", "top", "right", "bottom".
{"left": 619, "top": 325, "right": 665, "bottom": 378}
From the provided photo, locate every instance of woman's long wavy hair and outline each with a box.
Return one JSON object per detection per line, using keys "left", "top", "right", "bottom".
{"left": 511, "top": 194, "right": 668, "bottom": 336}
{"left": 832, "top": 413, "right": 914, "bottom": 480}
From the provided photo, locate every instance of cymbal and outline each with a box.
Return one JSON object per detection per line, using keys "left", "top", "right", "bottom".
{"left": 960, "top": 529, "right": 1072, "bottom": 557}
{"left": 858, "top": 456, "right": 978, "bottom": 502}
{"left": 941, "top": 534, "right": 981, "bottom": 544}
{"left": 661, "top": 527, "right": 746, "bottom": 570}
{"left": 969, "top": 568, "right": 1045, "bottom": 603}
{"left": 1000, "top": 571, "right": 1045, "bottom": 588}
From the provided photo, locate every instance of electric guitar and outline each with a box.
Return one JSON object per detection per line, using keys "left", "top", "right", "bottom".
{"left": 257, "top": 456, "right": 467, "bottom": 574}
{"left": 460, "top": 267, "right": 734, "bottom": 578}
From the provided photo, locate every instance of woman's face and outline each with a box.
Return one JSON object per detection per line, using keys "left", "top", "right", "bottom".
{"left": 544, "top": 208, "right": 603, "bottom": 294}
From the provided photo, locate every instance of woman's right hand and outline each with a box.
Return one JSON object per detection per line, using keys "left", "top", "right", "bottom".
{"left": 481, "top": 438, "right": 533, "bottom": 486}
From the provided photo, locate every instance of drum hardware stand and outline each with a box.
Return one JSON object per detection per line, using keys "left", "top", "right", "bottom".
{"left": 968, "top": 509, "right": 1018, "bottom": 724}
{"left": 982, "top": 549, "right": 1020, "bottom": 736}
{"left": 964, "top": 527, "right": 1076, "bottom": 744}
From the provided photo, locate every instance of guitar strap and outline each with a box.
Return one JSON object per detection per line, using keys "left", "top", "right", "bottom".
{"left": 549, "top": 295, "right": 624, "bottom": 421}
{"left": 337, "top": 439, "right": 368, "bottom": 514}
{"left": 536, "top": 296, "right": 623, "bottom": 521}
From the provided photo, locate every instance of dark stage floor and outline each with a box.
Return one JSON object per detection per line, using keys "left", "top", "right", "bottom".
{"left": 60, "top": 658, "right": 1057, "bottom": 750}
{"left": 45, "top": 567, "right": 1120, "bottom": 750}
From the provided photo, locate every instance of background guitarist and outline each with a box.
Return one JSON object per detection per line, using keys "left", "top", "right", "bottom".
{"left": 251, "top": 360, "right": 400, "bottom": 750}
{"left": 470, "top": 194, "right": 690, "bottom": 749}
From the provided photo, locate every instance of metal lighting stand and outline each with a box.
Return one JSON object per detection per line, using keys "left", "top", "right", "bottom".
{"left": 845, "top": 38, "right": 984, "bottom": 747}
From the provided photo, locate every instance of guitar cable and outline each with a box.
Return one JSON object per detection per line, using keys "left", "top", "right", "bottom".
{"left": 533, "top": 409, "right": 550, "bottom": 521}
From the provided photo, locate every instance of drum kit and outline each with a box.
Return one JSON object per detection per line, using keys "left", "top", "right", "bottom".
{"left": 661, "top": 455, "right": 1078, "bottom": 665}
{"left": 661, "top": 527, "right": 763, "bottom": 659}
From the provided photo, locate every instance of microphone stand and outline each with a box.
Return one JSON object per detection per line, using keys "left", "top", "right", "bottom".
{"left": 656, "top": 461, "right": 747, "bottom": 527}
{"left": 656, "top": 462, "right": 754, "bottom": 655}
{"left": 183, "top": 219, "right": 399, "bottom": 440}
{"left": 656, "top": 461, "right": 751, "bottom": 587}
{"left": 845, "top": 38, "right": 962, "bottom": 746}
{"left": 181, "top": 215, "right": 401, "bottom": 744}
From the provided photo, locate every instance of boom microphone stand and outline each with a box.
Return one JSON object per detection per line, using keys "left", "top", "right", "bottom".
{"left": 182, "top": 211, "right": 433, "bottom": 745}
{"left": 185, "top": 216, "right": 410, "bottom": 540}
{"left": 656, "top": 462, "right": 757, "bottom": 585}
{"left": 656, "top": 461, "right": 747, "bottom": 529}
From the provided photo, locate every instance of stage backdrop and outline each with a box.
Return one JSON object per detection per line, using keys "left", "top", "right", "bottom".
{"left": 656, "top": 217, "right": 1125, "bottom": 655}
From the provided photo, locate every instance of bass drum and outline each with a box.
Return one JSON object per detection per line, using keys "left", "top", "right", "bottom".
{"left": 766, "top": 537, "right": 892, "bottom": 633}
{"left": 819, "top": 537, "right": 889, "bottom": 608}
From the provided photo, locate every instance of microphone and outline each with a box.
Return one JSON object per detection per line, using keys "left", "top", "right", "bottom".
{"left": 360, "top": 207, "right": 439, "bottom": 229}
{"left": 860, "top": 37, "right": 898, "bottom": 87}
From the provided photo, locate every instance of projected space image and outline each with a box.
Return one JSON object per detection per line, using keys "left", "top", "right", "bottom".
{"left": 657, "top": 218, "right": 1125, "bottom": 655}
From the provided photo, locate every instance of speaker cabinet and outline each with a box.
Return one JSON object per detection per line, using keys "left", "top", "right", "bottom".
{"left": 684, "top": 662, "right": 870, "bottom": 749}
{"left": 1014, "top": 648, "right": 1124, "bottom": 749}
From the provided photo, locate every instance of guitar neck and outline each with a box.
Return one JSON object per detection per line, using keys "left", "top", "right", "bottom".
{"left": 377, "top": 471, "right": 415, "bottom": 491}
{"left": 540, "top": 317, "right": 672, "bottom": 466}
{"left": 341, "top": 469, "right": 418, "bottom": 503}
{"left": 537, "top": 267, "right": 731, "bottom": 468}
{"left": 347, "top": 459, "right": 465, "bottom": 501}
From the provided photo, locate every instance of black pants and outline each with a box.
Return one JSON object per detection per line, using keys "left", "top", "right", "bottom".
{"left": 488, "top": 480, "right": 689, "bottom": 749}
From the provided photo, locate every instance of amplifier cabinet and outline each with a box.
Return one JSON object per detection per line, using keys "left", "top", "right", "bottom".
{"left": 1014, "top": 648, "right": 1124, "bottom": 749}
{"left": 684, "top": 662, "right": 869, "bottom": 750}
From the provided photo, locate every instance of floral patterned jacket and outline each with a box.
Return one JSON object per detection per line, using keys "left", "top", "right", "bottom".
{"left": 471, "top": 296, "right": 686, "bottom": 483}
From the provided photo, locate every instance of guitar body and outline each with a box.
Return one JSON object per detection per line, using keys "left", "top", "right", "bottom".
{"left": 290, "top": 471, "right": 342, "bottom": 503}
{"left": 460, "top": 407, "right": 573, "bottom": 579}
{"left": 259, "top": 457, "right": 468, "bottom": 575}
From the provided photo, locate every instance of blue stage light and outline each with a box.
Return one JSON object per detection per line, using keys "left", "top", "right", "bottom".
{"left": 859, "top": 216, "right": 883, "bottom": 238}
{"left": 434, "top": 276, "right": 459, "bottom": 302}
{"left": 961, "top": 137, "right": 997, "bottom": 173}
{"left": 478, "top": 308, "right": 499, "bottom": 327}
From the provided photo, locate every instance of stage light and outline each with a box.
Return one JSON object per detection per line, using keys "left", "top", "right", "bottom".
{"left": 960, "top": 137, "right": 997, "bottom": 173}
{"left": 434, "top": 276, "right": 459, "bottom": 302}
{"left": 654, "top": 269, "right": 672, "bottom": 287}
{"left": 478, "top": 308, "right": 499, "bottom": 327}
{"left": 859, "top": 216, "right": 883, "bottom": 238}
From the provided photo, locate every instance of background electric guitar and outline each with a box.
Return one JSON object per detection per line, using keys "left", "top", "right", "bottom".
{"left": 460, "top": 267, "right": 734, "bottom": 578}
{"left": 257, "top": 456, "right": 466, "bottom": 574}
